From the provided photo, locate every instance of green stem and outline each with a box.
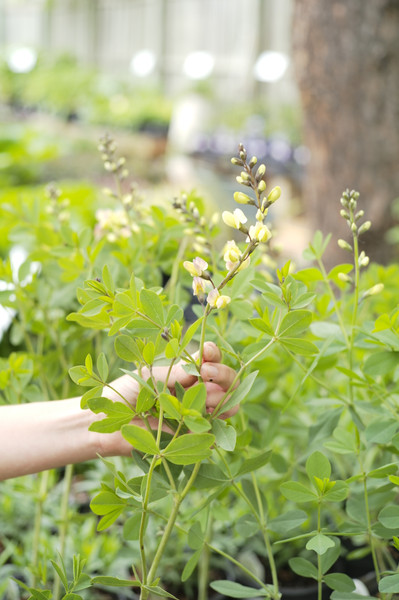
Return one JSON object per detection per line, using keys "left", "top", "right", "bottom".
{"left": 32, "top": 470, "right": 50, "bottom": 586}
{"left": 166, "top": 238, "right": 188, "bottom": 305}
{"left": 250, "top": 472, "right": 279, "bottom": 600}
{"left": 53, "top": 463, "right": 74, "bottom": 600}
{"left": 349, "top": 232, "right": 360, "bottom": 404}
{"left": 211, "top": 336, "right": 276, "bottom": 419}
{"left": 149, "top": 507, "right": 269, "bottom": 591}
{"left": 362, "top": 474, "right": 380, "bottom": 581}
{"left": 317, "top": 502, "right": 322, "bottom": 600}
{"left": 146, "top": 462, "right": 202, "bottom": 586}
{"left": 198, "top": 510, "right": 212, "bottom": 600}
{"left": 317, "top": 258, "right": 349, "bottom": 347}
{"left": 198, "top": 306, "right": 211, "bottom": 373}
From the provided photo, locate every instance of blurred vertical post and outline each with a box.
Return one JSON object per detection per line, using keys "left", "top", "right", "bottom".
{"left": 292, "top": 0, "right": 399, "bottom": 264}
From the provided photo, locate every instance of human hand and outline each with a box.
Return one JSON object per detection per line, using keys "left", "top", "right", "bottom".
{"left": 96, "top": 342, "right": 239, "bottom": 456}
{"left": 104, "top": 341, "right": 239, "bottom": 418}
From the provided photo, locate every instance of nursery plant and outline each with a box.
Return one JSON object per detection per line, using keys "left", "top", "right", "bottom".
{"left": 1, "top": 136, "right": 399, "bottom": 600}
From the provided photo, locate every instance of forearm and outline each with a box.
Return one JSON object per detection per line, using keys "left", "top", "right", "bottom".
{"left": 0, "top": 398, "right": 103, "bottom": 480}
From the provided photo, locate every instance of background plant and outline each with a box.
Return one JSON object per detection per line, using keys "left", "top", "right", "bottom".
{"left": 1, "top": 139, "right": 399, "bottom": 600}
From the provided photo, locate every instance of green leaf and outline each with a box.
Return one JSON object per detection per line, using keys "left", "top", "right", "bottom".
{"left": 210, "top": 581, "right": 269, "bottom": 598}
{"left": 163, "top": 433, "right": 214, "bottom": 465}
{"left": 102, "top": 264, "right": 115, "bottom": 294}
{"left": 187, "top": 521, "right": 204, "bottom": 550}
{"left": 183, "top": 383, "right": 206, "bottom": 412}
{"left": 143, "top": 341, "right": 155, "bottom": 364}
{"left": 324, "top": 573, "right": 355, "bottom": 592}
{"left": 123, "top": 513, "right": 142, "bottom": 541}
{"left": 193, "top": 463, "right": 230, "bottom": 489}
{"left": 280, "top": 338, "right": 319, "bottom": 356}
{"left": 378, "top": 505, "right": 399, "bottom": 529}
{"left": 115, "top": 335, "right": 141, "bottom": 363}
{"left": 306, "top": 533, "right": 335, "bottom": 555}
{"left": 97, "top": 508, "right": 124, "bottom": 531}
{"left": 291, "top": 292, "right": 316, "bottom": 309}
{"left": 268, "top": 510, "right": 308, "bottom": 534}
{"left": 330, "top": 593, "right": 376, "bottom": 600}
{"left": 50, "top": 560, "right": 68, "bottom": 591}
{"left": 248, "top": 318, "right": 274, "bottom": 335}
{"left": 236, "top": 450, "right": 272, "bottom": 477}
{"left": 181, "top": 317, "right": 204, "bottom": 350}
{"left": 142, "top": 585, "right": 179, "bottom": 599}
{"left": 216, "top": 371, "right": 258, "bottom": 416}
{"left": 181, "top": 549, "right": 202, "bottom": 582}
{"left": 280, "top": 481, "right": 318, "bottom": 503}
{"left": 96, "top": 353, "right": 109, "bottom": 382}
{"left": 365, "top": 419, "right": 398, "bottom": 444}
{"left": 183, "top": 415, "right": 211, "bottom": 433}
{"left": 140, "top": 289, "right": 164, "bottom": 326}
{"left": 165, "top": 338, "right": 179, "bottom": 359}
{"left": 90, "top": 491, "right": 126, "bottom": 515}
{"left": 306, "top": 451, "right": 331, "bottom": 481}
{"left": 363, "top": 351, "right": 399, "bottom": 377}
{"left": 288, "top": 557, "right": 318, "bottom": 580}
{"left": 121, "top": 425, "right": 159, "bottom": 455}
{"left": 278, "top": 310, "right": 312, "bottom": 338}
{"left": 368, "top": 463, "right": 398, "bottom": 478}
{"left": 159, "top": 393, "right": 182, "bottom": 420}
{"left": 91, "top": 576, "right": 140, "bottom": 588}
{"left": 127, "top": 318, "right": 160, "bottom": 337}
{"left": 136, "top": 387, "right": 156, "bottom": 413}
{"left": 85, "top": 354, "right": 93, "bottom": 374}
{"left": 323, "top": 480, "right": 348, "bottom": 502}
{"left": 212, "top": 420, "right": 236, "bottom": 451}
{"left": 379, "top": 574, "right": 399, "bottom": 593}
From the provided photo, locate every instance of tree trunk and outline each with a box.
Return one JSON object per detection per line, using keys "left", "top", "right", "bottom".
{"left": 292, "top": 0, "right": 399, "bottom": 265}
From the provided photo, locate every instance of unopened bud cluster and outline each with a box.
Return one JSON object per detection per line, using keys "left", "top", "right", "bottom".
{"left": 183, "top": 144, "right": 280, "bottom": 311}
{"left": 98, "top": 134, "right": 129, "bottom": 181}
{"left": 45, "top": 183, "right": 70, "bottom": 223}
{"left": 172, "top": 194, "right": 215, "bottom": 255}
{"left": 338, "top": 189, "right": 371, "bottom": 269}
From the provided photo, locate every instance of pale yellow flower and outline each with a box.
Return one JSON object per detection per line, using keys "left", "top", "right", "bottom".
{"left": 222, "top": 208, "right": 247, "bottom": 230}
{"left": 207, "top": 289, "right": 231, "bottom": 309}
{"left": 183, "top": 257, "right": 208, "bottom": 277}
{"left": 247, "top": 222, "right": 271, "bottom": 243}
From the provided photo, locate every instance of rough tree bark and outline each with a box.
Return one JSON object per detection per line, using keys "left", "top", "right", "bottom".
{"left": 292, "top": 0, "right": 399, "bottom": 264}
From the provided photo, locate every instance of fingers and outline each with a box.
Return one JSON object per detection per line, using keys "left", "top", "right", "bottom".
{"left": 200, "top": 361, "right": 238, "bottom": 393}
{"left": 203, "top": 382, "right": 239, "bottom": 418}
{"left": 155, "top": 342, "right": 222, "bottom": 389}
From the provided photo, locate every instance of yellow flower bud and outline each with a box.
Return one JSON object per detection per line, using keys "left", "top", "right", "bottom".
{"left": 358, "top": 221, "right": 371, "bottom": 235}
{"left": 255, "top": 164, "right": 266, "bottom": 180}
{"left": 258, "top": 180, "right": 266, "bottom": 193}
{"left": 363, "top": 283, "right": 384, "bottom": 298}
{"left": 266, "top": 186, "right": 281, "bottom": 204}
{"left": 234, "top": 192, "right": 253, "bottom": 205}
{"left": 337, "top": 239, "right": 353, "bottom": 252}
{"left": 338, "top": 272, "right": 352, "bottom": 284}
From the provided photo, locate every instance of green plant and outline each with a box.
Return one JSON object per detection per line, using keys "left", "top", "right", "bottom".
{"left": 1, "top": 137, "right": 399, "bottom": 600}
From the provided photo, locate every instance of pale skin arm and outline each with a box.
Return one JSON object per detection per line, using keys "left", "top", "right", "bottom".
{"left": 0, "top": 343, "right": 238, "bottom": 480}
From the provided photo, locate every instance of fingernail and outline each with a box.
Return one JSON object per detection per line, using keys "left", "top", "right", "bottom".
{"left": 203, "top": 365, "right": 218, "bottom": 379}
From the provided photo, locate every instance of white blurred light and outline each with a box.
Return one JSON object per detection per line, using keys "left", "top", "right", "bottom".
{"left": 253, "top": 51, "right": 288, "bottom": 83}
{"left": 183, "top": 51, "right": 214, "bottom": 80}
{"left": 130, "top": 50, "right": 157, "bottom": 77}
{"left": 7, "top": 47, "right": 37, "bottom": 73}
